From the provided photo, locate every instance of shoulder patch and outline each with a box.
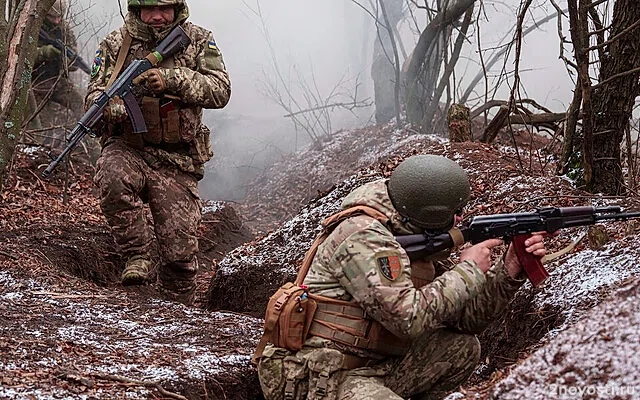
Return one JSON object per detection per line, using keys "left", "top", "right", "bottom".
{"left": 376, "top": 253, "right": 402, "bottom": 281}
{"left": 90, "top": 49, "right": 102, "bottom": 79}
{"left": 204, "top": 38, "right": 224, "bottom": 70}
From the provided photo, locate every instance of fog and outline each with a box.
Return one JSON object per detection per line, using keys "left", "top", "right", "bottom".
{"left": 70, "top": 0, "right": 576, "bottom": 201}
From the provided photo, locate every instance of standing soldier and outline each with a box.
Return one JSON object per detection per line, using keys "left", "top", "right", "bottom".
{"left": 30, "top": 0, "right": 85, "bottom": 147}
{"left": 86, "top": 0, "right": 231, "bottom": 304}
{"left": 255, "top": 155, "right": 549, "bottom": 399}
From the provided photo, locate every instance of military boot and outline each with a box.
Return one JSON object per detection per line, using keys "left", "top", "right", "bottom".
{"left": 157, "top": 260, "right": 198, "bottom": 306}
{"left": 121, "top": 254, "right": 151, "bottom": 286}
{"left": 158, "top": 281, "right": 196, "bottom": 306}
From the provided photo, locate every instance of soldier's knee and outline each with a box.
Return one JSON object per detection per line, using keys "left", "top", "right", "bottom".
{"left": 160, "top": 239, "right": 198, "bottom": 263}
{"left": 446, "top": 333, "right": 481, "bottom": 374}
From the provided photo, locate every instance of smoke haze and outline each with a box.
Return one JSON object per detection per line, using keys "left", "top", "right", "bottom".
{"left": 70, "top": 0, "right": 577, "bottom": 201}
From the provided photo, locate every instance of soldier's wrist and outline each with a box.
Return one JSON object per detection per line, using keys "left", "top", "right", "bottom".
{"left": 160, "top": 67, "right": 180, "bottom": 94}
{"left": 453, "top": 260, "right": 487, "bottom": 295}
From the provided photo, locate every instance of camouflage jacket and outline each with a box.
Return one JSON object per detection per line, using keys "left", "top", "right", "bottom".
{"left": 304, "top": 179, "right": 525, "bottom": 347}
{"left": 33, "top": 20, "right": 78, "bottom": 85}
{"left": 86, "top": 7, "right": 230, "bottom": 178}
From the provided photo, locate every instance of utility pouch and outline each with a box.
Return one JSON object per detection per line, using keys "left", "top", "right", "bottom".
{"left": 282, "top": 356, "right": 309, "bottom": 400}
{"left": 140, "top": 96, "right": 162, "bottom": 144}
{"left": 162, "top": 101, "right": 181, "bottom": 144}
{"left": 268, "top": 283, "right": 317, "bottom": 351}
{"left": 257, "top": 346, "right": 292, "bottom": 400}
{"left": 253, "top": 282, "right": 317, "bottom": 365}
{"left": 307, "top": 349, "right": 343, "bottom": 400}
{"left": 190, "top": 124, "right": 213, "bottom": 164}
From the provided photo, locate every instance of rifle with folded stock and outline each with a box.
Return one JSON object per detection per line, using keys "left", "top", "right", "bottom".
{"left": 42, "top": 25, "right": 192, "bottom": 177}
{"left": 38, "top": 29, "right": 92, "bottom": 75}
{"left": 395, "top": 206, "right": 640, "bottom": 287}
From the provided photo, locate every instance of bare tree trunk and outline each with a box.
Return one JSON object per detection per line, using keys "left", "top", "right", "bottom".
{"left": 448, "top": 103, "right": 471, "bottom": 142}
{"left": 422, "top": 7, "right": 473, "bottom": 133}
{"left": 558, "top": 81, "right": 582, "bottom": 175}
{"left": 0, "top": 0, "right": 57, "bottom": 190}
{"left": 586, "top": 0, "right": 640, "bottom": 194}
{"left": 567, "top": 0, "right": 594, "bottom": 191}
{"left": 404, "top": 0, "right": 475, "bottom": 127}
{"left": 371, "top": 0, "right": 404, "bottom": 125}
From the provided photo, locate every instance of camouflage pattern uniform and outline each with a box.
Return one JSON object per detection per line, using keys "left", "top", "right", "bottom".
{"left": 257, "top": 180, "right": 525, "bottom": 399}
{"left": 30, "top": 18, "right": 85, "bottom": 143}
{"left": 86, "top": 0, "right": 230, "bottom": 303}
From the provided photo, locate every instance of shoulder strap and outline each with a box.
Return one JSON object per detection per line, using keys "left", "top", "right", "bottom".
{"left": 294, "top": 205, "right": 390, "bottom": 285}
{"left": 106, "top": 31, "right": 133, "bottom": 89}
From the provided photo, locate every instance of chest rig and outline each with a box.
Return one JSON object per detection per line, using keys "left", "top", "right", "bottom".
{"left": 106, "top": 31, "right": 183, "bottom": 150}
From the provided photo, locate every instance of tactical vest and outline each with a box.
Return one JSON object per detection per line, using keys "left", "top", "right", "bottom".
{"left": 104, "top": 31, "right": 211, "bottom": 166}
{"left": 253, "top": 206, "right": 411, "bottom": 365}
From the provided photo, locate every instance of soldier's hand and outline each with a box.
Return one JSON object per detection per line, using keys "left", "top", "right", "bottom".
{"left": 38, "top": 44, "right": 62, "bottom": 61}
{"left": 133, "top": 68, "right": 167, "bottom": 94}
{"left": 103, "top": 97, "right": 128, "bottom": 123}
{"left": 460, "top": 238, "right": 504, "bottom": 273}
{"left": 504, "top": 233, "right": 547, "bottom": 279}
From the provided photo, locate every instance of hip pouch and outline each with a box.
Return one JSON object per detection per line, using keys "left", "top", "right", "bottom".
{"left": 253, "top": 282, "right": 318, "bottom": 364}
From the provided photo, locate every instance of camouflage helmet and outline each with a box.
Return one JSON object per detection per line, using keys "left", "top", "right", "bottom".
{"left": 48, "top": 0, "right": 68, "bottom": 17}
{"left": 388, "top": 155, "right": 470, "bottom": 230}
{"left": 128, "top": 0, "right": 185, "bottom": 8}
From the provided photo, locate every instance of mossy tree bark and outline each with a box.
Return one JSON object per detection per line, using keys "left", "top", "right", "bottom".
{"left": 584, "top": 0, "right": 640, "bottom": 194}
{"left": 0, "top": 0, "right": 56, "bottom": 190}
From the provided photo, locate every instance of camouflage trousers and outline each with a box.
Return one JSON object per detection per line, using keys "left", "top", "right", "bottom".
{"left": 94, "top": 141, "right": 201, "bottom": 296}
{"left": 258, "top": 328, "right": 480, "bottom": 400}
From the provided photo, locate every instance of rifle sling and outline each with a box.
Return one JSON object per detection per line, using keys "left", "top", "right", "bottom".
{"left": 294, "top": 206, "right": 389, "bottom": 285}
{"left": 540, "top": 232, "right": 586, "bottom": 264}
{"left": 106, "top": 31, "right": 133, "bottom": 89}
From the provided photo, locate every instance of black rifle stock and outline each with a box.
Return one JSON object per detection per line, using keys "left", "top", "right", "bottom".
{"left": 42, "top": 25, "right": 191, "bottom": 177}
{"left": 38, "top": 29, "right": 92, "bottom": 75}
{"left": 395, "top": 206, "right": 640, "bottom": 287}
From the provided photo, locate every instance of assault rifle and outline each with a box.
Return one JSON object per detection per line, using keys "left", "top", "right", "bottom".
{"left": 42, "top": 25, "right": 192, "bottom": 177}
{"left": 38, "top": 29, "right": 92, "bottom": 75}
{"left": 395, "top": 206, "right": 640, "bottom": 287}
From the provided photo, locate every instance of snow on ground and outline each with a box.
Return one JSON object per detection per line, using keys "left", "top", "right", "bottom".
{"left": 491, "top": 277, "right": 640, "bottom": 399}
{"left": 535, "top": 232, "right": 640, "bottom": 328}
{"left": 0, "top": 270, "right": 261, "bottom": 399}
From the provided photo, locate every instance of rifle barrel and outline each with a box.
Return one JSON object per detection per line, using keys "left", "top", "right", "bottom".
{"left": 596, "top": 212, "right": 640, "bottom": 221}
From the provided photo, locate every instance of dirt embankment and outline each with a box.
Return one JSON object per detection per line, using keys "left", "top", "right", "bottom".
{"left": 0, "top": 148, "right": 259, "bottom": 399}
{"left": 3, "top": 122, "right": 640, "bottom": 399}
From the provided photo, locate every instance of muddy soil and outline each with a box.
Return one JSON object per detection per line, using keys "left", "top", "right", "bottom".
{"left": 0, "top": 147, "right": 258, "bottom": 399}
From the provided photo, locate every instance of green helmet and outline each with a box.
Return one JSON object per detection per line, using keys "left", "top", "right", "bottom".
{"left": 128, "top": 0, "right": 185, "bottom": 9}
{"left": 48, "top": 0, "right": 68, "bottom": 17}
{"left": 388, "top": 155, "right": 470, "bottom": 230}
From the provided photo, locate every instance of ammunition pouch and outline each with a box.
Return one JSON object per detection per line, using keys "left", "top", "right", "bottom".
{"left": 139, "top": 96, "right": 181, "bottom": 145}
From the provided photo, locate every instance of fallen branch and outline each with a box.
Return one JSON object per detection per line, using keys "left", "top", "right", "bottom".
{"left": 0, "top": 250, "right": 19, "bottom": 260}
{"left": 283, "top": 99, "right": 372, "bottom": 118}
{"left": 91, "top": 373, "right": 188, "bottom": 400}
